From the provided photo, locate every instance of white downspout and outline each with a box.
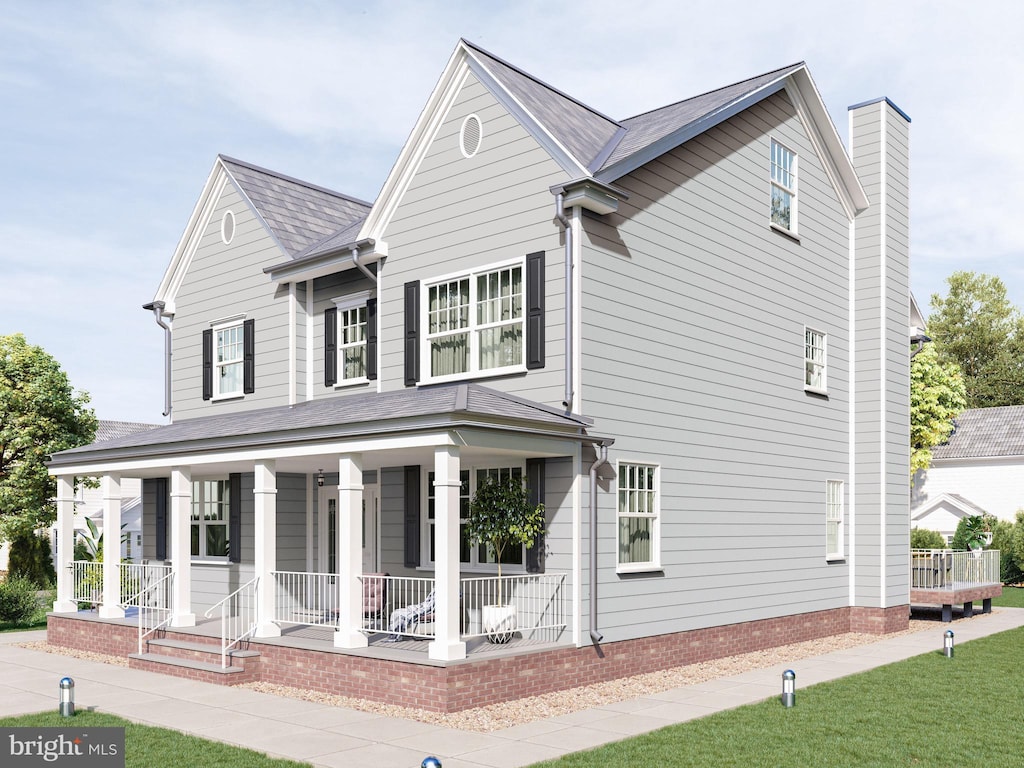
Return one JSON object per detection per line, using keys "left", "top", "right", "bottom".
{"left": 148, "top": 301, "right": 172, "bottom": 419}
{"left": 589, "top": 441, "right": 610, "bottom": 644}
{"left": 555, "top": 193, "right": 574, "bottom": 412}
{"left": 351, "top": 247, "right": 377, "bottom": 284}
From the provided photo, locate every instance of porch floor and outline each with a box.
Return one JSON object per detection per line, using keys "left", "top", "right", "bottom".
{"left": 61, "top": 609, "right": 569, "bottom": 666}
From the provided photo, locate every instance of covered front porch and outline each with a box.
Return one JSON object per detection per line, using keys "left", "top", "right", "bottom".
{"left": 47, "top": 384, "right": 600, "bottom": 673}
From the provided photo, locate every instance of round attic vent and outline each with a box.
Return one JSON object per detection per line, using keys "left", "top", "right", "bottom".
{"left": 221, "top": 210, "right": 236, "bottom": 245}
{"left": 460, "top": 114, "right": 482, "bottom": 158}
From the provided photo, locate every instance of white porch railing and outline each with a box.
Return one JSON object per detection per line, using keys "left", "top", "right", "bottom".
{"left": 204, "top": 577, "right": 259, "bottom": 669}
{"left": 361, "top": 575, "right": 435, "bottom": 638}
{"left": 71, "top": 561, "right": 103, "bottom": 606}
{"left": 132, "top": 571, "right": 174, "bottom": 654}
{"left": 461, "top": 573, "right": 567, "bottom": 642}
{"left": 270, "top": 571, "right": 338, "bottom": 627}
{"left": 119, "top": 563, "right": 173, "bottom": 608}
{"left": 911, "top": 549, "right": 1000, "bottom": 589}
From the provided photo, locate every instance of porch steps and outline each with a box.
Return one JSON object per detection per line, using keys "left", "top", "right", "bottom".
{"left": 128, "top": 638, "right": 261, "bottom": 685}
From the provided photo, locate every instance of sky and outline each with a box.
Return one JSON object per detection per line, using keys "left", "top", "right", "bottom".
{"left": 2, "top": 0, "right": 1023, "bottom": 424}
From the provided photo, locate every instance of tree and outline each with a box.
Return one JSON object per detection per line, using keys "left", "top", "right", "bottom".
{"left": 910, "top": 343, "right": 967, "bottom": 476}
{"left": 928, "top": 271, "right": 1024, "bottom": 408}
{"left": 910, "top": 527, "right": 946, "bottom": 549}
{"left": 0, "top": 334, "right": 97, "bottom": 539}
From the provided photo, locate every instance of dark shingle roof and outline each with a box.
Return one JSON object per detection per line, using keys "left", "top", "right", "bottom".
{"left": 220, "top": 156, "right": 371, "bottom": 258}
{"left": 933, "top": 406, "right": 1024, "bottom": 460}
{"left": 95, "top": 420, "right": 159, "bottom": 442}
{"left": 463, "top": 40, "right": 623, "bottom": 172}
{"left": 49, "top": 384, "right": 591, "bottom": 467}
{"left": 599, "top": 63, "right": 803, "bottom": 173}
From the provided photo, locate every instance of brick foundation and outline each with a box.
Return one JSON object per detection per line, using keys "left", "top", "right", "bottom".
{"left": 47, "top": 604, "right": 911, "bottom": 713}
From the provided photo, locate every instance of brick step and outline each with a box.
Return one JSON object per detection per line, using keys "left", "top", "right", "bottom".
{"left": 128, "top": 651, "right": 260, "bottom": 685}
{"left": 145, "top": 637, "right": 259, "bottom": 666}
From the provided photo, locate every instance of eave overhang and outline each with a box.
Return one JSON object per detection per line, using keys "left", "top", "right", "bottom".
{"left": 264, "top": 238, "right": 383, "bottom": 284}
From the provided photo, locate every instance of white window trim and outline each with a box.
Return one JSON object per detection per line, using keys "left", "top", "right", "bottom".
{"left": 804, "top": 326, "right": 828, "bottom": 396}
{"left": 191, "top": 477, "right": 231, "bottom": 563}
{"left": 616, "top": 460, "right": 662, "bottom": 574}
{"left": 421, "top": 257, "right": 527, "bottom": 385}
{"left": 210, "top": 316, "right": 246, "bottom": 401}
{"left": 331, "top": 290, "right": 372, "bottom": 387}
{"left": 420, "top": 461, "right": 530, "bottom": 574}
{"left": 770, "top": 138, "right": 798, "bottom": 235}
{"left": 826, "top": 479, "right": 845, "bottom": 561}
{"left": 220, "top": 209, "right": 236, "bottom": 245}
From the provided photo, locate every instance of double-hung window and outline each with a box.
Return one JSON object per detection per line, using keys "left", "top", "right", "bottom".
{"left": 425, "top": 465, "right": 526, "bottom": 570}
{"left": 771, "top": 139, "right": 797, "bottom": 233}
{"left": 826, "top": 479, "right": 844, "bottom": 560}
{"left": 805, "top": 327, "right": 827, "bottom": 394}
{"left": 425, "top": 261, "right": 524, "bottom": 380}
{"left": 332, "top": 292, "right": 370, "bottom": 384}
{"left": 214, "top": 322, "right": 244, "bottom": 398}
{"left": 617, "top": 462, "right": 660, "bottom": 571}
{"left": 191, "top": 479, "right": 230, "bottom": 560}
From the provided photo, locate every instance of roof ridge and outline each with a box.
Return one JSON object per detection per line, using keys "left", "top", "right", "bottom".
{"left": 218, "top": 154, "right": 373, "bottom": 208}
{"left": 460, "top": 38, "right": 622, "bottom": 130}
{"left": 620, "top": 62, "right": 805, "bottom": 123}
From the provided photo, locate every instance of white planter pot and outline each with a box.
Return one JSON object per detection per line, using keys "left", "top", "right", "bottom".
{"left": 481, "top": 604, "right": 517, "bottom": 644}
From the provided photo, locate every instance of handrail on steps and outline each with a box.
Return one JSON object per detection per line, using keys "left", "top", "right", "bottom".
{"left": 131, "top": 571, "right": 174, "bottom": 655}
{"left": 204, "top": 577, "right": 259, "bottom": 669}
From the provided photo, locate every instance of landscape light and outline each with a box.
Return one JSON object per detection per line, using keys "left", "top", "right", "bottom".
{"left": 781, "top": 669, "right": 796, "bottom": 708}
{"left": 59, "top": 677, "right": 75, "bottom": 717}
{"left": 944, "top": 629, "right": 954, "bottom": 658}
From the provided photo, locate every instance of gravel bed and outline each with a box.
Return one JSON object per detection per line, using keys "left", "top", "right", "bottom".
{"left": 17, "top": 641, "right": 129, "bottom": 667}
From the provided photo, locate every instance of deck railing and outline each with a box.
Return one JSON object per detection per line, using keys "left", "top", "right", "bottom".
{"left": 203, "top": 577, "right": 258, "bottom": 669}
{"left": 911, "top": 549, "right": 1000, "bottom": 589}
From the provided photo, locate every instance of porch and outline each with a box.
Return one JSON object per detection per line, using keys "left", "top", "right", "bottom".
{"left": 910, "top": 549, "right": 1003, "bottom": 622}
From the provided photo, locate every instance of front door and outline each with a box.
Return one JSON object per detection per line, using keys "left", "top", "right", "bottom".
{"left": 321, "top": 486, "right": 378, "bottom": 574}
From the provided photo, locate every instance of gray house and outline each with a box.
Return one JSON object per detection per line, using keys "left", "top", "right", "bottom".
{"left": 47, "top": 40, "right": 911, "bottom": 712}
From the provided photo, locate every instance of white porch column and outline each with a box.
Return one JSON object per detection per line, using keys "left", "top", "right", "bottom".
{"left": 429, "top": 445, "right": 466, "bottom": 661}
{"left": 335, "top": 453, "right": 368, "bottom": 648}
{"left": 97, "top": 474, "right": 124, "bottom": 618}
{"left": 52, "top": 475, "right": 78, "bottom": 612}
{"left": 254, "top": 460, "right": 281, "bottom": 638}
{"left": 169, "top": 467, "right": 195, "bottom": 627}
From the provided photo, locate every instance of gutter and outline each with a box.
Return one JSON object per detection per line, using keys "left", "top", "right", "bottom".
{"left": 142, "top": 301, "right": 172, "bottom": 418}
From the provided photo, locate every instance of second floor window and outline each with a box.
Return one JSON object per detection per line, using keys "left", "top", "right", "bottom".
{"left": 215, "top": 323, "right": 244, "bottom": 397}
{"left": 771, "top": 139, "right": 797, "bottom": 232}
{"left": 425, "top": 262, "right": 524, "bottom": 380}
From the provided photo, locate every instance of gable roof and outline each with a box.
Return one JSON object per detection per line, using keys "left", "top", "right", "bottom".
{"left": 933, "top": 405, "right": 1024, "bottom": 460}
{"left": 48, "top": 383, "right": 595, "bottom": 469}
{"left": 913, "top": 492, "right": 987, "bottom": 521}
{"left": 219, "top": 156, "right": 371, "bottom": 258}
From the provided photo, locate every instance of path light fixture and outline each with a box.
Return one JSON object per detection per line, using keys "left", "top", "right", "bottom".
{"left": 944, "top": 629, "right": 954, "bottom": 658}
{"left": 421, "top": 758, "right": 442, "bottom": 768}
{"left": 59, "top": 677, "right": 75, "bottom": 717}
{"left": 781, "top": 669, "right": 796, "bottom": 708}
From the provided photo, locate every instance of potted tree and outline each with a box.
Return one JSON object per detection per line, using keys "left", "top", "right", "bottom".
{"left": 466, "top": 473, "right": 545, "bottom": 643}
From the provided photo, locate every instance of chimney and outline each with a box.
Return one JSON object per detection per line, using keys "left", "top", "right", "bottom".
{"left": 849, "top": 98, "right": 912, "bottom": 628}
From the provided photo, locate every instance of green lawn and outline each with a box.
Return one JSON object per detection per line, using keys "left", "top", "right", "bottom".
{"left": 528, "top": 626, "right": 1024, "bottom": 768}
{"left": 0, "top": 711, "right": 312, "bottom": 768}
{"left": 991, "top": 585, "right": 1024, "bottom": 607}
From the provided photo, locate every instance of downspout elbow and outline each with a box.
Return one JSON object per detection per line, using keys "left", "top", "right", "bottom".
{"left": 351, "top": 247, "right": 377, "bottom": 283}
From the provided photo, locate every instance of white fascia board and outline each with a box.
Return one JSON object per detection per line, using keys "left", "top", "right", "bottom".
{"left": 151, "top": 161, "right": 227, "bottom": 314}
{"left": 451, "top": 427, "right": 579, "bottom": 457}
{"left": 359, "top": 44, "right": 472, "bottom": 241}
{"left": 463, "top": 55, "right": 589, "bottom": 179}
{"left": 786, "top": 67, "right": 870, "bottom": 219}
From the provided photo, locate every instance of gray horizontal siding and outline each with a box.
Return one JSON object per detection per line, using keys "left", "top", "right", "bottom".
{"left": 580, "top": 90, "right": 853, "bottom": 642}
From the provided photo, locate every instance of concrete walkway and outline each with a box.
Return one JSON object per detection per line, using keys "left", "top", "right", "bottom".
{"left": 2, "top": 608, "right": 1023, "bottom": 768}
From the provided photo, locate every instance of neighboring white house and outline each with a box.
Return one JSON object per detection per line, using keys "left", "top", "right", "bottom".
{"left": 49, "top": 420, "right": 158, "bottom": 565}
{"left": 912, "top": 405, "right": 1024, "bottom": 539}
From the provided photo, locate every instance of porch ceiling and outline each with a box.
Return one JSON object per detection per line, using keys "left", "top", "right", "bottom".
{"left": 48, "top": 383, "right": 606, "bottom": 477}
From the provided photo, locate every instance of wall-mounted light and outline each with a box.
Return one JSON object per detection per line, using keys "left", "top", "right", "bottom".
{"left": 317, "top": 469, "right": 324, "bottom": 487}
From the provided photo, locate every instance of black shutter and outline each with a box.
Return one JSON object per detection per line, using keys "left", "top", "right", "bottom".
{"left": 324, "top": 307, "right": 337, "bottom": 386}
{"left": 526, "top": 458, "right": 546, "bottom": 573}
{"left": 525, "top": 251, "right": 545, "bottom": 369}
{"left": 202, "top": 329, "right": 213, "bottom": 400}
{"left": 404, "top": 465, "right": 421, "bottom": 568}
{"left": 228, "top": 473, "right": 242, "bottom": 563}
{"left": 243, "top": 319, "right": 255, "bottom": 394}
{"left": 366, "top": 298, "right": 378, "bottom": 381}
{"left": 404, "top": 281, "right": 420, "bottom": 387}
{"left": 151, "top": 478, "right": 168, "bottom": 561}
